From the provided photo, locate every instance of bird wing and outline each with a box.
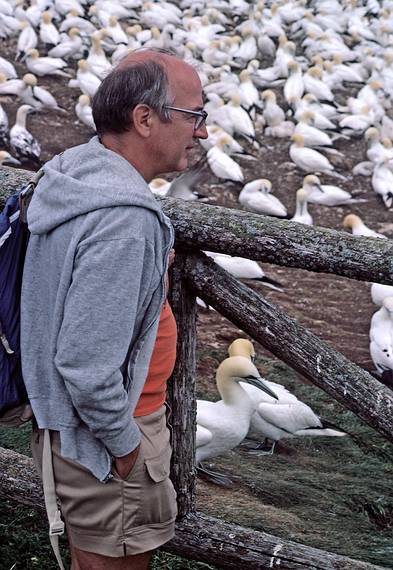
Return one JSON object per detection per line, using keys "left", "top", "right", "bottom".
{"left": 196, "top": 424, "right": 213, "bottom": 447}
{"left": 257, "top": 402, "right": 321, "bottom": 434}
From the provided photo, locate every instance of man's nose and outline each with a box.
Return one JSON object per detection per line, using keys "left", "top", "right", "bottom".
{"left": 194, "top": 123, "right": 208, "bottom": 139}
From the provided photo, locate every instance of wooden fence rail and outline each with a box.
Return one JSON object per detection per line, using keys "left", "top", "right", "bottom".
{"left": 1, "top": 166, "right": 393, "bottom": 285}
{"left": 161, "top": 197, "right": 393, "bottom": 285}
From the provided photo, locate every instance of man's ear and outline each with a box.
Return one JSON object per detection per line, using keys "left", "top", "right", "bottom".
{"left": 132, "top": 104, "right": 153, "bottom": 138}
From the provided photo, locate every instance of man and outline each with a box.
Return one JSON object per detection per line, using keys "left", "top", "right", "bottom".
{"left": 21, "top": 49, "right": 208, "bottom": 570}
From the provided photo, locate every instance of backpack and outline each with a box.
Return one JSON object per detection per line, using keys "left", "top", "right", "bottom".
{"left": 0, "top": 170, "right": 43, "bottom": 427}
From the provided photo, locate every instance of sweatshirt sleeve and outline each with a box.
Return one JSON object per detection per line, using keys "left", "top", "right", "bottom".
{"left": 54, "top": 235, "right": 156, "bottom": 458}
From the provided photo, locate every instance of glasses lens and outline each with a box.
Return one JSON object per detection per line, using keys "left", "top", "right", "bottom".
{"left": 195, "top": 111, "right": 207, "bottom": 131}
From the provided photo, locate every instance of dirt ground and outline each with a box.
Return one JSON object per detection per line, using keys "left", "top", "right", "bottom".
{"left": 1, "top": 38, "right": 393, "bottom": 567}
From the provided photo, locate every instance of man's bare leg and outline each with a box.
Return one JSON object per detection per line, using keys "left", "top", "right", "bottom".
{"left": 70, "top": 546, "right": 153, "bottom": 570}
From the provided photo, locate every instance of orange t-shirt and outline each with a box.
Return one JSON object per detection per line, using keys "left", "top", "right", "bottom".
{"left": 134, "top": 300, "right": 177, "bottom": 417}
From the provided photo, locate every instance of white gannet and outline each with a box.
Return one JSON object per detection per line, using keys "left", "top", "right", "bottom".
{"left": 284, "top": 61, "right": 304, "bottom": 105}
{"left": 233, "top": 27, "right": 257, "bottom": 65}
{"left": 202, "top": 39, "right": 232, "bottom": 67}
{"left": 149, "top": 178, "right": 171, "bottom": 197}
{"left": 0, "top": 56, "right": 17, "bottom": 79}
{"left": 0, "top": 73, "right": 25, "bottom": 97}
{"left": 55, "top": 0, "right": 84, "bottom": 18}
{"left": 365, "top": 128, "right": 393, "bottom": 165}
{"left": 294, "top": 94, "right": 338, "bottom": 130}
{"left": 104, "top": 15, "right": 128, "bottom": 45}
{"left": 25, "top": 49, "right": 71, "bottom": 78}
{"left": 16, "top": 21, "right": 38, "bottom": 61}
{"left": 21, "top": 74, "right": 65, "bottom": 113}
{"left": 343, "top": 214, "right": 387, "bottom": 239}
{"left": 238, "top": 69, "right": 259, "bottom": 111}
{"left": 371, "top": 284, "right": 393, "bottom": 307}
{"left": 139, "top": 2, "right": 182, "bottom": 30}
{"left": 75, "top": 94, "right": 95, "bottom": 130}
{"left": 228, "top": 339, "right": 346, "bottom": 454}
{"left": 86, "top": 32, "right": 113, "bottom": 79}
{"left": 204, "top": 251, "right": 284, "bottom": 291}
{"left": 290, "top": 188, "right": 313, "bottom": 225}
{"left": 39, "top": 11, "right": 60, "bottom": 47}
{"left": 204, "top": 65, "right": 239, "bottom": 98}
{"left": 225, "top": 93, "right": 255, "bottom": 142}
{"left": 0, "top": 150, "right": 21, "bottom": 166}
{"left": 289, "top": 134, "right": 344, "bottom": 179}
{"left": 10, "top": 104, "right": 41, "bottom": 166}
{"left": 261, "top": 90, "right": 285, "bottom": 127}
{"left": 371, "top": 160, "right": 393, "bottom": 209}
{"left": 207, "top": 136, "right": 244, "bottom": 182}
{"left": 238, "top": 179, "right": 287, "bottom": 217}
{"left": 59, "top": 11, "right": 97, "bottom": 36}
{"left": 72, "top": 59, "right": 102, "bottom": 98}
{"left": 352, "top": 161, "right": 374, "bottom": 177}
{"left": 196, "top": 355, "right": 278, "bottom": 483}
{"left": 369, "top": 297, "right": 393, "bottom": 378}
{"left": 294, "top": 111, "right": 333, "bottom": 148}
{"left": 257, "top": 26, "right": 276, "bottom": 58}
{"left": 48, "top": 28, "right": 84, "bottom": 60}
{"left": 303, "top": 66, "right": 335, "bottom": 102}
{"left": 199, "top": 125, "right": 244, "bottom": 155}
{"left": 302, "top": 175, "right": 366, "bottom": 206}
{"left": 274, "top": 38, "right": 297, "bottom": 78}
{"left": 339, "top": 105, "right": 374, "bottom": 136}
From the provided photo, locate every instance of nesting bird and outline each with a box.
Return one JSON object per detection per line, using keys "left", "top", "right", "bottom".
{"left": 291, "top": 188, "right": 313, "bottom": 225}
{"left": 196, "top": 355, "right": 278, "bottom": 484}
{"left": 10, "top": 104, "right": 41, "bottom": 166}
{"left": 343, "top": 214, "right": 387, "bottom": 239}
{"left": 228, "top": 339, "right": 347, "bottom": 454}
{"left": 302, "top": 175, "right": 365, "bottom": 206}
{"left": 238, "top": 179, "right": 287, "bottom": 217}
{"left": 290, "top": 134, "right": 343, "bottom": 178}
{"left": 207, "top": 136, "right": 244, "bottom": 182}
{"left": 25, "top": 48, "right": 71, "bottom": 78}
{"left": 75, "top": 94, "right": 95, "bottom": 130}
{"left": 204, "top": 251, "right": 284, "bottom": 291}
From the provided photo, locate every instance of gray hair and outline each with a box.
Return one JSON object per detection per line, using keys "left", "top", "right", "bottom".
{"left": 92, "top": 50, "right": 176, "bottom": 136}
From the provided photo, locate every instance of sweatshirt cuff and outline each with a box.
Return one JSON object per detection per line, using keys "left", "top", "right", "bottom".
{"left": 102, "top": 418, "right": 141, "bottom": 457}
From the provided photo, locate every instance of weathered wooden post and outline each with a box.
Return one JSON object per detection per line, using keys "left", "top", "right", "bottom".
{"left": 168, "top": 250, "right": 198, "bottom": 517}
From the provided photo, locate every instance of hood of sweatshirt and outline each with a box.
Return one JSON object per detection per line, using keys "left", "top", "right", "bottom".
{"left": 28, "top": 136, "right": 165, "bottom": 235}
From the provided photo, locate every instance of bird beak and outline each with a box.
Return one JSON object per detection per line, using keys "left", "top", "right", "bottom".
{"left": 242, "top": 374, "right": 278, "bottom": 400}
{"left": 316, "top": 184, "right": 324, "bottom": 192}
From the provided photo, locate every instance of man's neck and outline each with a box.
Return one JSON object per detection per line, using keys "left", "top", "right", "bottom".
{"left": 100, "top": 133, "right": 154, "bottom": 182}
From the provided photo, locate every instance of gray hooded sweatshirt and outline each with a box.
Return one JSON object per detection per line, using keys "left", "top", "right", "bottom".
{"left": 21, "top": 136, "right": 174, "bottom": 481}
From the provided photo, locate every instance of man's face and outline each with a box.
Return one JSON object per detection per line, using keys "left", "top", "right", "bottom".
{"left": 152, "top": 62, "right": 208, "bottom": 176}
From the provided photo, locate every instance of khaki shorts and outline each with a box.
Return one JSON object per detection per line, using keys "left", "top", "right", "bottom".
{"left": 31, "top": 405, "right": 177, "bottom": 557}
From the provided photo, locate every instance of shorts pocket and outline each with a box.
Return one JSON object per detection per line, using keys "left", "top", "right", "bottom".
{"left": 129, "top": 444, "right": 177, "bottom": 527}
{"left": 145, "top": 445, "right": 171, "bottom": 483}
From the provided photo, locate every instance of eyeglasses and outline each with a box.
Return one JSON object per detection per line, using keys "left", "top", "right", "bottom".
{"left": 163, "top": 105, "right": 208, "bottom": 131}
